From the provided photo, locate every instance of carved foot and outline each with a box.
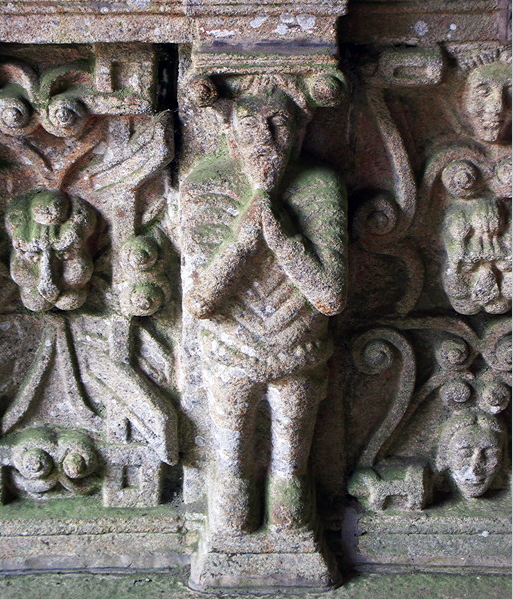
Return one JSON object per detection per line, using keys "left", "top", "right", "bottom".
{"left": 267, "top": 473, "right": 312, "bottom": 531}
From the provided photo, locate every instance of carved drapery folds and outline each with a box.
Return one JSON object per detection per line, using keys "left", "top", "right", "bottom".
{"left": 0, "top": 0, "right": 511, "bottom": 590}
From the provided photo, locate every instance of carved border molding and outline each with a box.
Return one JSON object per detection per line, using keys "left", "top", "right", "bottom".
{"left": 0, "top": 1, "right": 348, "bottom": 46}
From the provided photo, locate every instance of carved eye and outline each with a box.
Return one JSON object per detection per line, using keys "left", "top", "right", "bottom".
{"left": 457, "top": 447, "right": 473, "bottom": 459}
{"left": 272, "top": 113, "right": 289, "bottom": 128}
{"left": 240, "top": 116, "right": 258, "bottom": 130}
{"left": 484, "top": 447, "right": 500, "bottom": 463}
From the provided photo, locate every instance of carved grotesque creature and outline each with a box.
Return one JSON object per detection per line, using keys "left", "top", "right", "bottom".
{"left": 183, "top": 74, "right": 347, "bottom": 534}
{"left": 464, "top": 60, "right": 511, "bottom": 144}
{"left": 436, "top": 412, "right": 505, "bottom": 499}
{"left": 441, "top": 163, "right": 511, "bottom": 314}
{"left": 5, "top": 190, "right": 96, "bottom": 311}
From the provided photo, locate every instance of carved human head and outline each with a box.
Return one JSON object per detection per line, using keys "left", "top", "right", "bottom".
{"left": 463, "top": 52, "right": 512, "bottom": 143}
{"left": 229, "top": 85, "right": 301, "bottom": 190}
{"left": 189, "top": 72, "right": 346, "bottom": 191}
{"left": 437, "top": 412, "right": 506, "bottom": 499}
{"left": 5, "top": 190, "right": 96, "bottom": 311}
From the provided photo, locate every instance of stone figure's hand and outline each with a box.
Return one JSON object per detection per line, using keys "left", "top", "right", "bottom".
{"left": 184, "top": 288, "right": 215, "bottom": 319}
{"left": 261, "top": 200, "right": 295, "bottom": 252}
{"left": 235, "top": 190, "right": 271, "bottom": 247}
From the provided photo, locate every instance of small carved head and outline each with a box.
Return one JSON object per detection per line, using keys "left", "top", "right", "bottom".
{"left": 437, "top": 412, "right": 506, "bottom": 499}
{"left": 5, "top": 190, "right": 96, "bottom": 311}
{"left": 229, "top": 87, "right": 300, "bottom": 191}
{"left": 189, "top": 72, "right": 346, "bottom": 191}
{"left": 442, "top": 198, "right": 511, "bottom": 315}
{"left": 463, "top": 57, "right": 511, "bottom": 143}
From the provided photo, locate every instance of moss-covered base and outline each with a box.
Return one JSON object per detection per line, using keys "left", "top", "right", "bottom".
{"left": 0, "top": 570, "right": 511, "bottom": 599}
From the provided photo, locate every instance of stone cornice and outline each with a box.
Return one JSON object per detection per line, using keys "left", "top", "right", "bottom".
{"left": 0, "top": 1, "right": 348, "bottom": 46}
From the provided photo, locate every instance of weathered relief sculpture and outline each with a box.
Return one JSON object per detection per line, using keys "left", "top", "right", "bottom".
{"left": 0, "top": 47, "right": 178, "bottom": 510}
{"left": 5, "top": 190, "right": 96, "bottom": 312}
{"left": 436, "top": 411, "right": 506, "bottom": 499}
{"left": 0, "top": 0, "right": 510, "bottom": 588}
{"left": 441, "top": 49, "right": 511, "bottom": 314}
{"left": 183, "top": 72, "right": 347, "bottom": 536}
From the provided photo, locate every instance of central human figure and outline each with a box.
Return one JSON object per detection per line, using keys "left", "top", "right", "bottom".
{"left": 182, "top": 75, "right": 347, "bottom": 534}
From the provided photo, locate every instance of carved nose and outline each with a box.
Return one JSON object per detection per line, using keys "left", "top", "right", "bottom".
{"left": 485, "top": 89, "right": 504, "bottom": 119}
{"left": 469, "top": 450, "right": 485, "bottom": 478}
{"left": 472, "top": 266, "right": 499, "bottom": 304}
{"left": 37, "top": 248, "right": 60, "bottom": 302}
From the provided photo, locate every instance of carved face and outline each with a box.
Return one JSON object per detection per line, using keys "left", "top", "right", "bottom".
{"left": 464, "top": 62, "right": 512, "bottom": 143}
{"left": 6, "top": 190, "right": 95, "bottom": 312}
{"left": 447, "top": 425, "right": 503, "bottom": 498}
{"left": 230, "top": 91, "right": 297, "bottom": 191}
{"left": 443, "top": 199, "right": 511, "bottom": 314}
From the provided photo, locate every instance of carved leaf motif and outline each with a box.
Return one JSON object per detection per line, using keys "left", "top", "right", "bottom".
{"left": 1, "top": 320, "right": 101, "bottom": 434}
{"left": 86, "top": 345, "right": 178, "bottom": 465}
{"left": 90, "top": 111, "right": 174, "bottom": 194}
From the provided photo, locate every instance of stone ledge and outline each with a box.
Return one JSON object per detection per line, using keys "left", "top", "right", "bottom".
{"left": 0, "top": 498, "right": 195, "bottom": 571}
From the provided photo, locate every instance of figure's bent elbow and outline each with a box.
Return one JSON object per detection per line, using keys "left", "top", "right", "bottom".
{"left": 312, "top": 288, "right": 347, "bottom": 316}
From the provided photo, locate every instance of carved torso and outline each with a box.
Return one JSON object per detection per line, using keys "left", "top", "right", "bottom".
{"left": 182, "top": 153, "right": 346, "bottom": 380}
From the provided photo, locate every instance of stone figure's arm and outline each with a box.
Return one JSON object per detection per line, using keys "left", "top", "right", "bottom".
{"left": 262, "top": 172, "right": 347, "bottom": 316}
{"left": 184, "top": 195, "right": 261, "bottom": 319}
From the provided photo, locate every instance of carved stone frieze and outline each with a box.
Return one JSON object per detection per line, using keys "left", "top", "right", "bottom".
{"left": 0, "top": 0, "right": 510, "bottom": 590}
{"left": 0, "top": 44, "right": 179, "bottom": 510}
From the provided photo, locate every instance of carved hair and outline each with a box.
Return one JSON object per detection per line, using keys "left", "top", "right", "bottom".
{"left": 459, "top": 46, "right": 512, "bottom": 72}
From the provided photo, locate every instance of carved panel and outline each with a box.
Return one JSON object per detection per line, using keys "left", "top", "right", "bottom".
{"left": 0, "top": 44, "right": 179, "bottom": 509}
{"left": 0, "top": 0, "right": 510, "bottom": 591}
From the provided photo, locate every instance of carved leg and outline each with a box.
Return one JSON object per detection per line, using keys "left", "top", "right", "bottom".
{"left": 266, "top": 364, "right": 328, "bottom": 531}
{"left": 206, "top": 366, "right": 264, "bottom": 534}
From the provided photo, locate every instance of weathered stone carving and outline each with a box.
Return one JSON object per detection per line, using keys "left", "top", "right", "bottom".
{"left": 0, "top": 0, "right": 510, "bottom": 587}
{"left": 348, "top": 458, "right": 432, "bottom": 511}
{"left": 421, "top": 47, "right": 512, "bottom": 315}
{"left": 9, "top": 428, "right": 99, "bottom": 498}
{"left": 183, "top": 71, "right": 347, "bottom": 537}
{"left": 0, "top": 46, "right": 178, "bottom": 510}
{"left": 6, "top": 190, "right": 96, "bottom": 312}
{"left": 436, "top": 411, "right": 506, "bottom": 499}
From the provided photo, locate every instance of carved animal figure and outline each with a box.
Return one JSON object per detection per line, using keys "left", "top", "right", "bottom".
{"left": 348, "top": 459, "right": 432, "bottom": 511}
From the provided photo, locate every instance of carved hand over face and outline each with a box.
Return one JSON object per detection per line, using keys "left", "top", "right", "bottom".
{"left": 442, "top": 197, "right": 511, "bottom": 314}
{"left": 6, "top": 190, "right": 96, "bottom": 312}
